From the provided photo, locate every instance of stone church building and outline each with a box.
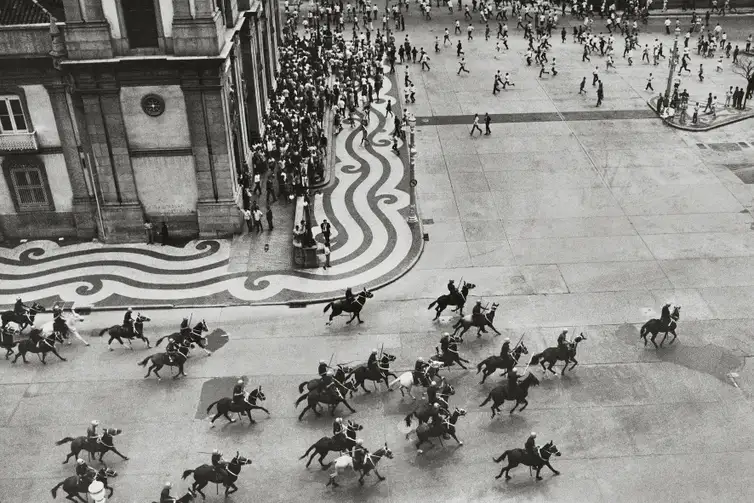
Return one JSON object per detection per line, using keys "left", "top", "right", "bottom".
{"left": 0, "top": 0, "right": 280, "bottom": 241}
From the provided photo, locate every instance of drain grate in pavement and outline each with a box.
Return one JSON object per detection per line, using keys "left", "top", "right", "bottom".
{"left": 422, "top": 218, "right": 434, "bottom": 225}
{"left": 708, "top": 142, "right": 743, "bottom": 152}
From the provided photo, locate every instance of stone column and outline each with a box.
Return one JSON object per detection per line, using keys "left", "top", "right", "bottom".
{"left": 45, "top": 84, "right": 97, "bottom": 238}
{"left": 240, "top": 30, "right": 262, "bottom": 143}
{"left": 194, "top": 0, "right": 216, "bottom": 17}
{"left": 80, "top": 0, "right": 105, "bottom": 21}
{"left": 61, "top": 0, "right": 82, "bottom": 22}
{"left": 172, "top": 0, "right": 192, "bottom": 18}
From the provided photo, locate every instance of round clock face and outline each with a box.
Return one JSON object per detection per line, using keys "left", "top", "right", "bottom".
{"left": 141, "top": 94, "right": 165, "bottom": 117}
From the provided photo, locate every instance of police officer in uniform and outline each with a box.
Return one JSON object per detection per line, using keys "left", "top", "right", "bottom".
{"left": 317, "top": 359, "right": 329, "bottom": 377}
{"left": 165, "top": 337, "right": 180, "bottom": 364}
{"left": 660, "top": 302, "right": 672, "bottom": 329}
{"left": 447, "top": 279, "right": 457, "bottom": 297}
{"left": 367, "top": 349, "right": 380, "bottom": 375}
{"left": 556, "top": 329, "right": 570, "bottom": 355}
{"left": 472, "top": 300, "right": 488, "bottom": 329}
{"left": 75, "top": 458, "right": 96, "bottom": 485}
{"left": 160, "top": 482, "right": 176, "bottom": 503}
{"left": 332, "top": 417, "right": 346, "bottom": 444}
{"left": 13, "top": 297, "right": 28, "bottom": 317}
{"left": 413, "top": 356, "right": 428, "bottom": 385}
{"left": 499, "top": 337, "right": 512, "bottom": 359}
{"left": 123, "top": 307, "right": 135, "bottom": 337}
{"left": 233, "top": 379, "right": 250, "bottom": 408}
{"left": 52, "top": 303, "right": 68, "bottom": 338}
{"left": 180, "top": 317, "right": 191, "bottom": 338}
{"left": 86, "top": 420, "right": 100, "bottom": 448}
{"left": 525, "top": 432, "right": 544, "bottom": 465}
{"left": 507, "top": 367, "right": 521, "bottom": 396}
{"left": 319, "top": 370, "right": 350, "bottom": 400}
{"left": 211, "top": 449, "right": 229, "bottom": 479}
{"left": 344, "top": 287, "right": 355, "bottom": 305}
{"left": 351, "top": 438, "right": 368, "bottom": 471}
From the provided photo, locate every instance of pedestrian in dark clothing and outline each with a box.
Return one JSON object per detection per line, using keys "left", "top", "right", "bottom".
{"left": 321, "top": 219, "right": 331, "bottom": 247}
{"left": 266, "top": 176, "right": 276, "bottom": 204}
{"left": 161, "top": 222, "right": 169, "bottom": 246}
{"left": 144, "top": 220, "right": 154, "bottom": 244}
{"left": 266, "top": 207, "right": 273, "bottom": 231}
{"left": 484, "top": 113, "right": 492, "bottom": 135}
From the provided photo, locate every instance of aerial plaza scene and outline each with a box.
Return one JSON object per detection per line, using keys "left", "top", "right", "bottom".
{"left": 0, "top": 0, "right": 753, "bottom": 501}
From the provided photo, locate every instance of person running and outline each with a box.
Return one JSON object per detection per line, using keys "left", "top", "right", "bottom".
{"left": 457, "top": 57, "right": 470, "bottom": 75}
{"left": 470, "top": 113, "right": 483, "bottom": 136}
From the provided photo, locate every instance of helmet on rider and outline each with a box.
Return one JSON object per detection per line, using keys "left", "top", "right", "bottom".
{"left": 77, "top": 459, "right": 85, "bottom": 465}
{"left": 417, "top": 356, "right": 424, "bottom": 362}
{"left": 127, "top": 307, "right": 132, "bottom": 312}
{"left": 165, "top": 482, "right": 172, "bottom": 488}
{"left": 326, "top": 370, "right": 334, "bottom": 376}
{"left": 319, "top": 359, "right": 326, "bottom": 364}
{"left": 237, "top": 379, "right": 244, "bottom": 385}
{"left": 476, "top": 300, "right": 482, "bottom": 305}
{"left": 430, "top": 381, "right": 437, "bottom": 386}
{"left": 213, "top": 449, "right": 219, "bottom": 455}
{"left": 335, "top": 417, "right": 343, "bottom": 423}
{"left": 433, "top": 403, "right": 440, "bottom": 409}
{"left": 442, "top": 332, "right": 449, "bottom": 337}
{"left": 91, "top": 420, "right": 99, "bottom": 426}
{"left": 530, "top": 432, "right": 537, "bottom": 438}
{"left": 371, "top": 349, "right": 377, "bottom": 354}
{"left": 504, "top": 337, "right": 510, "bottom": 342}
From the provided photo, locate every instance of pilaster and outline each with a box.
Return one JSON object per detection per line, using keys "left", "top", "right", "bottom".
{"left": 81, "top": 0, "right": 105, "bottom": 20}
{"left": 172, "top": 0, "right": 192, "bottom": 18}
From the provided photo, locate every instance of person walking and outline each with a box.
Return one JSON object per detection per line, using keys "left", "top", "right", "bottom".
{"left": 484, "top": 113, "right": 492, "bottom": 135}
{"left": 321, "top": 218, "right": 331, "bottom": 247}
{"left": 579, "top": 76, "right": 586, "bottom": 94}
{"left": 596, "top": 81, "right": 604, "bottom": 107}
{"left": 323, "top": 244, "right": 331, "bottom": 270}
{"left": 470, "top": 113, "right": 483, "bottom": 136}
{"left": 645, "top": 73, "right": 654, "bottom": 91}
{"left": 266, "top": 175, "right": 276, "bottom": 204}
{"left": 253, "top": 172, "right": 262, "bottom": 195}
{"left": 161, "top": 222, "right": 169, "bottom": 246}
{"left": 243, "top": 208, "right": 252, "bottom": 233}
{"left": 253, "top": 207, "right": 264, "bottom": 232}
{"left": 144, "top": 220, "right": 154, "bottom": 244}
{"left": 266, "top": 206, "right": 273, "bottom": 231}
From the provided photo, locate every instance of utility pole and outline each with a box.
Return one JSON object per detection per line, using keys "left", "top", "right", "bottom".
{"left": 406, "top": 112, "right": 418, "bottom": 224}
{"left": 664, "top": 27, "right": 681, "bottom": 105}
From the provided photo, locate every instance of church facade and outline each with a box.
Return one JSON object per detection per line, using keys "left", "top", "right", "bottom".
{"left": 0, "top": 0, "right": 280, "bottom": 242}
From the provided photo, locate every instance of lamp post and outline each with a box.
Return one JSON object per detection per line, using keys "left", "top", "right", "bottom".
{"left": 664, "top": 27, "right": 681, "bottom": 105}
{"left": 406, "top": 112, "right": 418, "bottom": 224}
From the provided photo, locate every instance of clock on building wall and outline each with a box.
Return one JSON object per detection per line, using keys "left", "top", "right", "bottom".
{"left": 141, "top": 94, "right": 165, "bottom": 117}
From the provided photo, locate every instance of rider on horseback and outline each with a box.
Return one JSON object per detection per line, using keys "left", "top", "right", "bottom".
{"left": 472, "top": 301, "right": 488, "bottom": 328}
{"left": 211, "top": 449, "right": 229, "bottom": 479}
{"left": 333, "top": 417, "right": 347, "bottom": 449}
{"left": 439, "top": 333, "right": 458, "bottom": 361}
{"left": 367, "top": 349, "right": 386, "bottom": 377}
{"left": 660, "top": 302, "right": 672, "bottom": 329}
{"left": 123, "top": 307, "right": 135, "bottom": 338}
{"left": 233, "top": 379, "right": 252, "bottom": 408}
{"left": 413, "top": 357, "right": 429, "bottom": 385}
{"left": 319, "top": 370, "right": 350, "bottom": 400}
{"left": 318, "top": 359, "right": 329, "bottom": 377}
{"left": 344, "top": 287, "right": 355, "bottom": 305}
{"left": 426, "top": 381, "right": 449, "bottom": 414}
{"left": 351, "top": 438, "right": 369, "bottom": 471}
{"left": 160, "top": 482, "right": 176, "bottom": 503}
{"left": 165, "top": 338, "right": 180, "bottom": 364}
{"left": 180, "top": 317, "right": 191, "bottom": 338}
{"left": 87, "top": 420, "right": 100, "bottom": 447}
{"left": 75, "top": 458, "right": 97, "bottom": 485}
{"left": 52, "top": 304, "right": 67, "bottom": 339}
{"left": 500, "top": 337, "right": 512, "bottom": 359}
{"left": 525, "top": 432, "right": 544, "bottom": 466}
{"left": 556, "top": 329, "right": 570, "bottom": 355}
{"left": 507, "top": 367, "right": 522, "bottom": 396}
{"left": 14, "top": 297, "right": 28, "bottom": 317}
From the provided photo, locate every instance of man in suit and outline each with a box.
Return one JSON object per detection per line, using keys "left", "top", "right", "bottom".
{"left": 321, "top": 219, "right": 332, "bottom": 247}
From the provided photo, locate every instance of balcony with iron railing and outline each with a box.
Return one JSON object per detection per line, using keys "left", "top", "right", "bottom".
{"left": 0, "top": 131, "right": 39, "bottom": 153}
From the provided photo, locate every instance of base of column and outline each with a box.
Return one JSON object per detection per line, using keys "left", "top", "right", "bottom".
{"left": 71, "top": 198, "right": 98, "bottom": 239}
{"left": 100, "top": 203, "right": 145, "bottom": 243}
{"left": 197, "top": 200, "right": 242, "bottom": 238}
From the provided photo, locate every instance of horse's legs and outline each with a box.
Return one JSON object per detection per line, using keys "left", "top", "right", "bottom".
{"left": 660, "top": 331, "right": 669, "bottom": 347}
{"left": 360, "top": 379, "right": 370, "bottom": 393}
{"left": 318, "top": 451, "right": 330, "bottom": 469}
{"left": 51, "top": 348, "right": 67, "bottom": 361}
{"left": 225, "top": 482, "right": 238, "bottom": 495}
{"left": 142, "top": 336, "right": 151, "bottom": 348}
{"left": 650, "top": 332, "right": 660, "bottom": 349}
{"left": 152, "top": 365, "right": 162, "bottom": 380}
{"left": 546, "top": 361, "right": 557, "bottom": 375}
{"left": 245, "top": 410, "right": 256, "bottom": 424}
{"left": 373, "top": 467, "right": 386, "bottom": 481}
{"left": 518, "top": 399, "right": 529, "bottom": 412}
{"left": 340, "top": 399, "right": 357, "bottom": 414}
{"left": 298, "top": 405, "right": 311, "bottom": 421}
{"left": 63, "top": 450, "right": 76, "bottom": 464}
{"left": 346, "top": 312, "right": 356, "bottom": 324}
{"left": 545, "top": 461, "right": 560, "bottom": 475}
{"left": 509, "top": 401, "right": 519, "bottom": 414}
{"left": 109, "top": 447, "right": 129, "bottom": 460}
{"left": 193, "top": 481, "right": 207, "bottom": 500}
{"left": 535, "top": 465, "right": 543, "bottom": 480}
{"left": 668, "top": 330, "right": 678, "bottom": 345}
{"left": 356, "top": 312, "right": 364, "bottom": 324}
{"left": 569, "top": 358, "right": 579, "bottom": 371}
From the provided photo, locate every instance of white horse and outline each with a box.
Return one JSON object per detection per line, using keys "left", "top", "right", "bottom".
{"left": 389, "top": 372, "right": 421, "bottom": 400}
{"left": 40, "top": 309, "right": 89, "bottom": 346}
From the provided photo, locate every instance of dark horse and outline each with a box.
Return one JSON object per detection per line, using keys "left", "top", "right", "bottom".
{"left": 182, "top": 452, "right": 252, "bottom": 499}
{"left": 403, "top": 380, "right": 456, "bottom": 426}
{"left": 640, "top": 305, "right": 681, "bottom": 348}
{"left": 299, "top": 420, "right": 363, "bottom": 468}
{"left": 324, "top": 288, "right": 374, "bottom": 325}
{"left": 138, "top": 343, "right": 191, "bottom": 380}
{"left": 428, "top": 282, "right": 476, "bottom": 320}
{"left": 51, "top": 467, "right": 116, "bottom": 503}
{"left": 347, "top": 353, "right": 397, "bottom": 394}
{"left": 298, "top": 364, "right": 352, "bottom": 393}
{"left": 56, "top": 428, "right": 129, "bottom": 464}
{"left": 529, "top": 334, "right": 587, "bottom": 375}
{"left": 11, "top": 331, "right": 66, "bottom": 364}
{"left": 452, "top": 302, "right": 502, "bottom": 339}
{"left": 296, "top": 386, "right": 358, "bottom": 421}
{"left": 479, "top": 373, "right": 541, "bottom": 416}
{"left": 493, "top": 441, "right": 562, "bottom": 480}
{"left": 476, "top": 342, "right": 529, "bottom": 384}
{"left": 206, "top": 386, "right": 270, "bottom": 425}
{"left": 155, "top": 320, "right": 211, "bottom": 356}
{"left": 1, "top": 302, "right": 44, "bottom": 332}
{"left": 408, "top": 408, "right": 467, "bottom": 454}
{"left": 98, "top": 314, "right": 152, "bottom": 350}
{"left": 430, "top": 337, "right": 470, "bottom": 370}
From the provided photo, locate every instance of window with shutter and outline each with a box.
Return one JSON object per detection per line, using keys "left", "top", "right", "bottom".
{"left": 0, "top": 96, "right": 28, "bottom": 133}
{"left": 11, "top": 166, "right": 50, "bottom": 210}
{"left": 122, "top": 0, "right": 160, "bottom": 48}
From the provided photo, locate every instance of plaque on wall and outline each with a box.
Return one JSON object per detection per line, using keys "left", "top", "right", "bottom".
{"left": 141, "top": 94, "right": 165, "bottom": 117}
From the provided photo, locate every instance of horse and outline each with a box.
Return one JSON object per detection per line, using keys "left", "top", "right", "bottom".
{"left": 206, "top": 386, "right": 270, "bottom": 426}
{"left": 1, "top": 302, "right": 44, "bottom": 332}
{"left": 155, "top": 320, "right": 211, "bottom": 356}
{"left": 298, "top": 364, "right": 352, "bottom": 393}
{"left": 296, "top": 386, "right": 357, "bottom": 420}
{"left": 98, "top": 314, "right": 151, "bottom": 350}
{"left": 138, "top": 343, "right": 191, "bottom": 380}
{"left": 493, "top": 441, "right": 562, "bottom": 480}
{"left": 479, "top": 373, "right": 541, "bottom": 416}
{"left": 476, "top": 343, "right": 529, "bottom": 384}
{"left": 56, "top": 428, "right": 129, "bottom": 464}
{"left": 1, "top": 322, "right": 21, "bottom": 359}
{"left": 640, "top": 305, "right": 681, "bottom": 348}
{"left": 182, "top": 452, "right": 252, "bottom": 499}
{"left": 11, "top": 331, "right": 66, "bottom": 364}
{"left": 325, "top": 444, "right": 394, "bottom": 488}
{"left": 407, "top": 408, "right": 467, "bottom": 454}
{"left": 51, "top": 467, "right": 116, "bottom": 503}
{"left": 299, "top": 420, "right": 363, "bottom": 469}
{"left": 40, "top": 307, "right": 90, "bottom": 346}
{"left": 389, "top": 363, "right": 437, "bottom": 400}
{"left": 324, "top": 288, "right": 373, "bottom": 325}
{"left": 151, "top": 489, "right": 197, "bottom": 503}
{"left": 430, "top": 341, "right": 470, "bottom": 370}
{"left": 428, "top": 282, "right": 476, "bottom": 320}
{"left": 529, "top": 334, "right": 587, "bottom": 376}
{"left": 452, "top": 302, "right": 501, "bottom": 339}
{"left": 347, "top": 353, "right": 397, "bottom": 394}
{"left": 403, "top": 380, "right": 456, "bottom": 426}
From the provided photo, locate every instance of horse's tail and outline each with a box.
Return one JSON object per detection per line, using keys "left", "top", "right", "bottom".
{"left": 295, "top": 393, "right": 309, "bottom": 408}
{"left": 51, "top": 480, "right": 65, "bottom": 498}
{"left": 181, "top": 469, "right": 194, "bottom": 480}
{"left": 97, "top": 327, "right": 108, "bottom": 337}
{"left": 404, "top": 413, "right": 413, "bottom": 427}
{"left": 428, "top": 300, "right": 437, "bottom": 309}
{"left": 299, "top": 444, "right": 317, "bottom": 460}
{"left": 493, "top": 450, "right": 509, "bottom": 463}
{"left": 206, "top": 400, "right": 221, "bottom": 414}
{"left": 298, "top": 381, "right": 309, "bottom": 393}
{"left": 639, "top": 323, "right": 649, "bottom": 339}
{"left": 323, "top": 302, "right": 333, "bottom": 313}
{"left": 138, "top": 356, "right": 151, "bottom": 367}
{"left": 55, "top": 437, "right": 74, "bottom": 446}
{"left": 155, "top": 335, "right": 166, "bottom": 347}
{"left": 529, "top": 353, "right": 542, "bottom": 366}
{"left": 480, "top": 392, "right": 492, "bottom": 407}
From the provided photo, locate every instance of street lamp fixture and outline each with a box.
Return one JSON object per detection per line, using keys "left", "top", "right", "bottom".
{"left": 406, "top": 112, "right": 418, "bottom": 224}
